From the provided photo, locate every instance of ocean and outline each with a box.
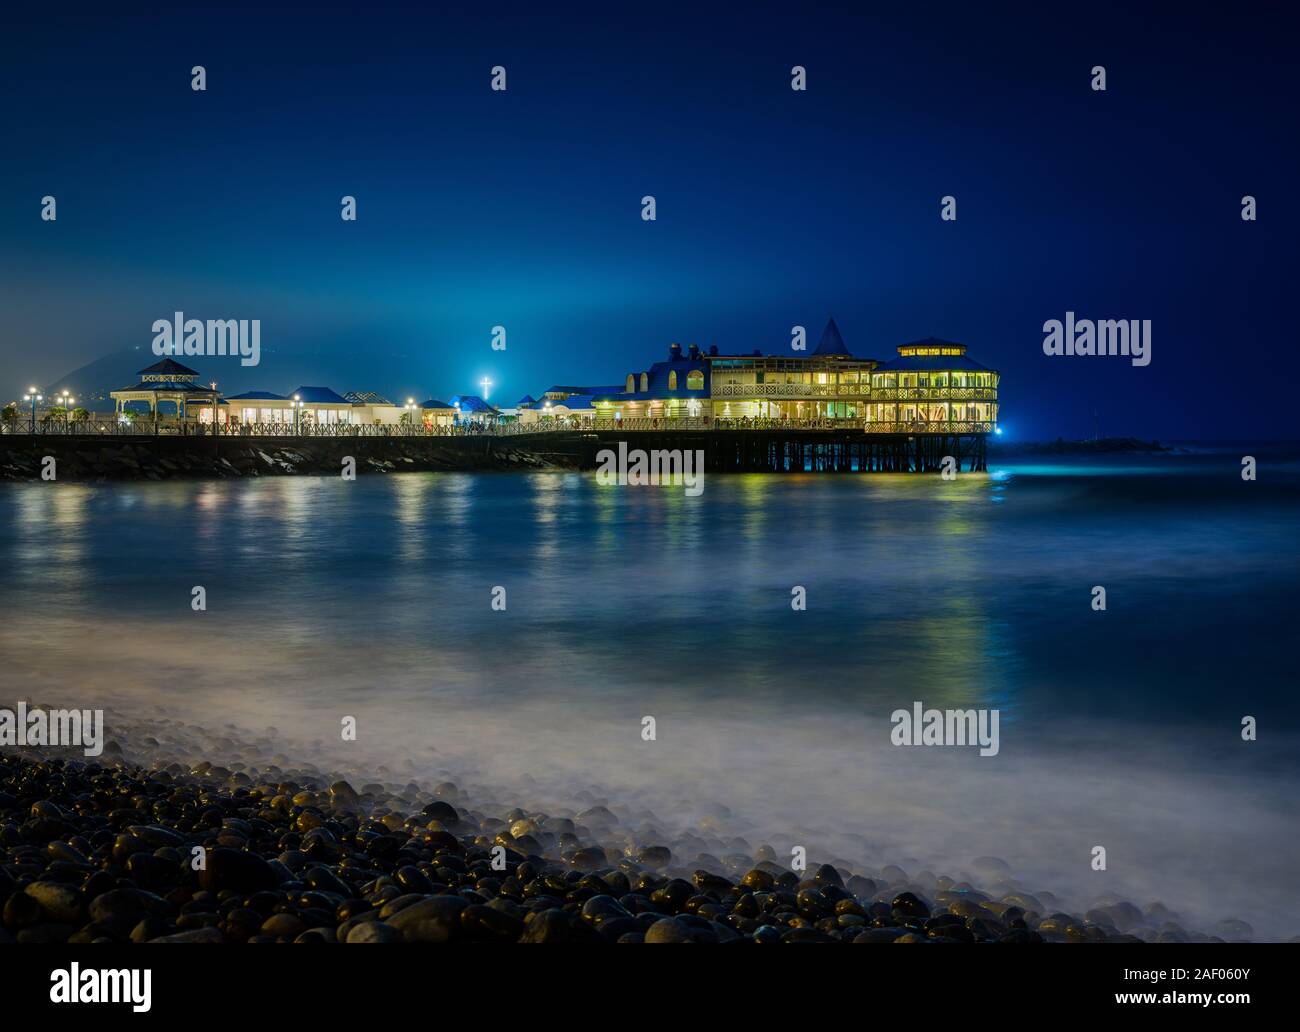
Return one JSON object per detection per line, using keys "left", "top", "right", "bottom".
{"left": 2, "top": 443, "right": 1298, "bottom": 938}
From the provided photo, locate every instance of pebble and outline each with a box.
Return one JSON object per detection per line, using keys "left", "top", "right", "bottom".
{"left": 0, "top": 750, "right": 1248, "bottom": 946}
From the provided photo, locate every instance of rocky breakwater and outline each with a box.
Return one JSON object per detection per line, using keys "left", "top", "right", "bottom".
{"left": 0, "top": 434, "right": 579, "bottom": 481}
{"left": 0, "top": 749, "right": 1258, "bottom": 944}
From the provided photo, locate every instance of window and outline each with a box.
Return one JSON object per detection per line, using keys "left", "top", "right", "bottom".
{"left": 686, "top": 370, "right": 704, "bottom": 390}
{"left": 626, "top": 374, "right": 635, "bottom": 393}
{"left": 639, "top": 372, "right": 648, "bottom": 392}
{"left": 668, "top": 370, "right": 677, "bottom": 390}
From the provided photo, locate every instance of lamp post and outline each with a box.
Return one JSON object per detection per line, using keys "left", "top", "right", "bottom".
{"left": 22, "top": 388, "right": 43, "bottom": 433}
{"left": 404, "top": 398, "right": 417, "bottom": 433}
{"left": 53, "top": 390, "right": 74, "bottom": 431}
{"left": 208, "top": 381, "right": 220, "bottom": 453}
{"left": 292, "top": 396, "right": 303, "bottom": 433}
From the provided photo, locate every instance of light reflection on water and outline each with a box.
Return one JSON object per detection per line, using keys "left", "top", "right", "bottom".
{"left": 2, "top": 450, "right": 1299, "bottom": 937}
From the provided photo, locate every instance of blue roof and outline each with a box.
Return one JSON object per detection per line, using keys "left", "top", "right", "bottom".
{"left": 876, "top": 340, "right": 993, "bottom": 372}
{"left": 419, "top": 399, "right": 453, "bottom": 409}
{"left": 813, "top": 317, "right": 852, "bottom": 356}
{"left": 516, "top": 395, "right": 539, "bottom": 406}
{"left": 289, "top": 386, "right": 349, "bottom": 404}
{"left": 588, "top": 356, "right": 710, "bottom": 403}
{"left": 543, "top": 385, "right": 624, "bottom": 397}
{"left": 138, "top": 357, "right": 201, "bottom": 377}
{"left": 227, "top": 391, "right": 288, "bottom": 401}
{"left": 449, "top": 394, "right": 498, "bottom": 413}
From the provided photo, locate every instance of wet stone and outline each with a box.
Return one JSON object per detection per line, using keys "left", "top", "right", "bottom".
{"left": 891, "top": 892, "right": 930, "bottom": 919}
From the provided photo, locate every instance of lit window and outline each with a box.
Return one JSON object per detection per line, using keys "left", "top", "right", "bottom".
{"left": 687, "top": 370, "right": 704, "bottom": 390}
{"left": 668, "top": 370, "right": 677, "bottom": 390}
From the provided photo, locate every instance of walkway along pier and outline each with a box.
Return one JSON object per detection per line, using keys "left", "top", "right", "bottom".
{"left": 551, "top": 427, "right": 988, "bottom": 473}
{"left": 1, "top": 422, "right": 989, "bottom": 477}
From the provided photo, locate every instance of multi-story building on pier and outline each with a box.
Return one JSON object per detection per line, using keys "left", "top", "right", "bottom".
{"left": 517, "top": 318, "right": 999, "bottom": 433}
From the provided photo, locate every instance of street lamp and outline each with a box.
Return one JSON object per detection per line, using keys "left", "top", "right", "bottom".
{"left": 53, "top": 390, "right": 76, "bottom": 429}
{"left": 404, "top": 398, "right": 418, "bottom": 431}
{"left": 22, "top": 388, "right": 43, "bottom": 433}
{"left": 292, "top": 396, "right": 303, "bottom": 432}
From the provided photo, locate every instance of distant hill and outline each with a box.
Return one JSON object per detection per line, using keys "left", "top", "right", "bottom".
{"left": 44, "top": 346, "right": 156, "bottom": 411}
{"left": 42, "top": 339, "right": 476, "bottom": 414}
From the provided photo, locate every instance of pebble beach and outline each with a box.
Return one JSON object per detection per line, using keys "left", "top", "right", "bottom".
{"left": 0, "top": 711, "right": 1260, "bottom": 945}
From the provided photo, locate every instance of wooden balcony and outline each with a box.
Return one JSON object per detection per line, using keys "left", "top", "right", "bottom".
{"left": 864, "top": 421, "right": 995, "bottom": 434}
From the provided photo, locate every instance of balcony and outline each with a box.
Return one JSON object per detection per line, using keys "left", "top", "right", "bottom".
{"left": 711, "top": 382, "right": 868, "bottom": 399}
{"left": 863, "top": 421, "right": 995, "bottom": 435}
{"left": 869, "top": 387, "right": 998, "bottom": 401}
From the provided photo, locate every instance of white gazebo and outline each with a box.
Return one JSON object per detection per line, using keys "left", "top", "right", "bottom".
{"left": 110, "top": 358, "right": 220, "bottom": 424}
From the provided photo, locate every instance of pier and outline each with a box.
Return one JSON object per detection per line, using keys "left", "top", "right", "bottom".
{"left": 1, "top": 421, "right": 989, "bottom": 476}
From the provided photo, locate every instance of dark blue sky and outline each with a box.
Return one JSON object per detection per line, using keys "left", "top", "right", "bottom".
{"left": 1, "top": 3, "right": 1295, "bottom": 438}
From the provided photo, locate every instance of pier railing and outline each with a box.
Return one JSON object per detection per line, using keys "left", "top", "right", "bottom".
{"left": 1, "top": 416, "right": 996, "bottom": 437}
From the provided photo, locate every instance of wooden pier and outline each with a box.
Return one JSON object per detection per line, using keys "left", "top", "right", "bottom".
{"left": 518, "top": 429, "right": 989, "bottom": 473}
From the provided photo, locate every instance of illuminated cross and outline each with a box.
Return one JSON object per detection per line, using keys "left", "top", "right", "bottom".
{"left": 479, "top": 376, "right": 493, "bottom": 400}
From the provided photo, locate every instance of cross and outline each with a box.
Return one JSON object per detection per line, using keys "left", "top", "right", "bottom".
{"left": 479, "top": 376, "right": 493, "bottom": 400}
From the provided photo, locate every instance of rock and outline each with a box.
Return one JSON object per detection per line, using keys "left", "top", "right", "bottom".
{"left": 422, "top": 801, "right": 459, "bottom": 823}
{"left": 636, "top": 845, "right": 671, "bottom": 868}
{"left": 854, "top": 927, "right": 906, "bottom": 942}
{"left": 384, "top": 895, "right": 470, "bottom": 943}
{"left": 346, "top": 921, "right": 402, "bottom": 943}
{"left": 1214, "top": 918, "right": 1253, "bottom": 942}
{"left": 147, "top": 927, "right": 225, "bottom": 943}
{"left": 394, "top": 865, "right": 434, "bottom": 894}
{"left": 199, "top": 848, "right": 280, "bottom": 893}
{"left": 519, "top": 908, "right": 585, "bottom": 943}
{"left": 569, "top": 846, "right": 608, "bottom": 870}
{"left": 644, "top": 917, "right": 695, "bottom": 943}
{"left": 261, "top": 913, "right": 308, "bottom": 938}
{"left": 891, "top": 892, "right": 930, "bottom": 919}
{"left": 88, "top": 889, "right": 159, "bottom": 929}
{"left": 24, "top": 882, "right": 85, "bottom": 924}
{"left": 460, "top": 903, "right": 525, "bottom": 940}
{"left": 580, "top": 895, "right": 633, "bottom": 927}
{"left": 741, "top": 868, "right": 776, "bottom": 891}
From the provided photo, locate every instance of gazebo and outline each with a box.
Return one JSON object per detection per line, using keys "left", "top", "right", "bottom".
{"left": 110, "top": 358, "right": 220, "bottom": 424}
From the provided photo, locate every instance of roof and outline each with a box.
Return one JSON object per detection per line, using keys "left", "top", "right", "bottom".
{"left": 813, "top": 317, "right": 852, "bottom": 356}
{"left": 875, "top": 354, "right": 992, "bottom": 372}
{"left": 289, "top": 386, "right": 350, "bottom": 404}
{"left": 138, "top": 357, "right": 201, "bottom": 377}
{"left": 449, "top": 394, "right": 499, "bottom": 414}
{"left": 901, "top": 336, "right": 965, "bottom": 350}
{"left": 546, "top": 395, "right": 597, "bottom": 410}
{"left": 542, "top": 385, "right": 625, "bottom": 398}
{"left": 419, "top": 399, "right": 454, "bottom": 409}
{"left": 588, "top": 356, "right": 711, "bottom": 403}
{"left": 516, "top": 395, "right": 539, "bottom": 407}
{"left": 113, "top": 380, "right": 217, "bottom": 393}
{"left": 344, "top": 391, "right": 393, "bottom": 405}
{"left": 226, "top": 391, "right": 289, "bottom": 401}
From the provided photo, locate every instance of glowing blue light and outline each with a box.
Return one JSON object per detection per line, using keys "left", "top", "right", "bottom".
{"left": 994, "top": 427, "right": 1003, "bottom": 435}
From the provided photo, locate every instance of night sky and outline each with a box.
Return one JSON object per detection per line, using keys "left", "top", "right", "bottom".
{"left": 1, "top": 3, "right": 1295, "bottom": 439}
